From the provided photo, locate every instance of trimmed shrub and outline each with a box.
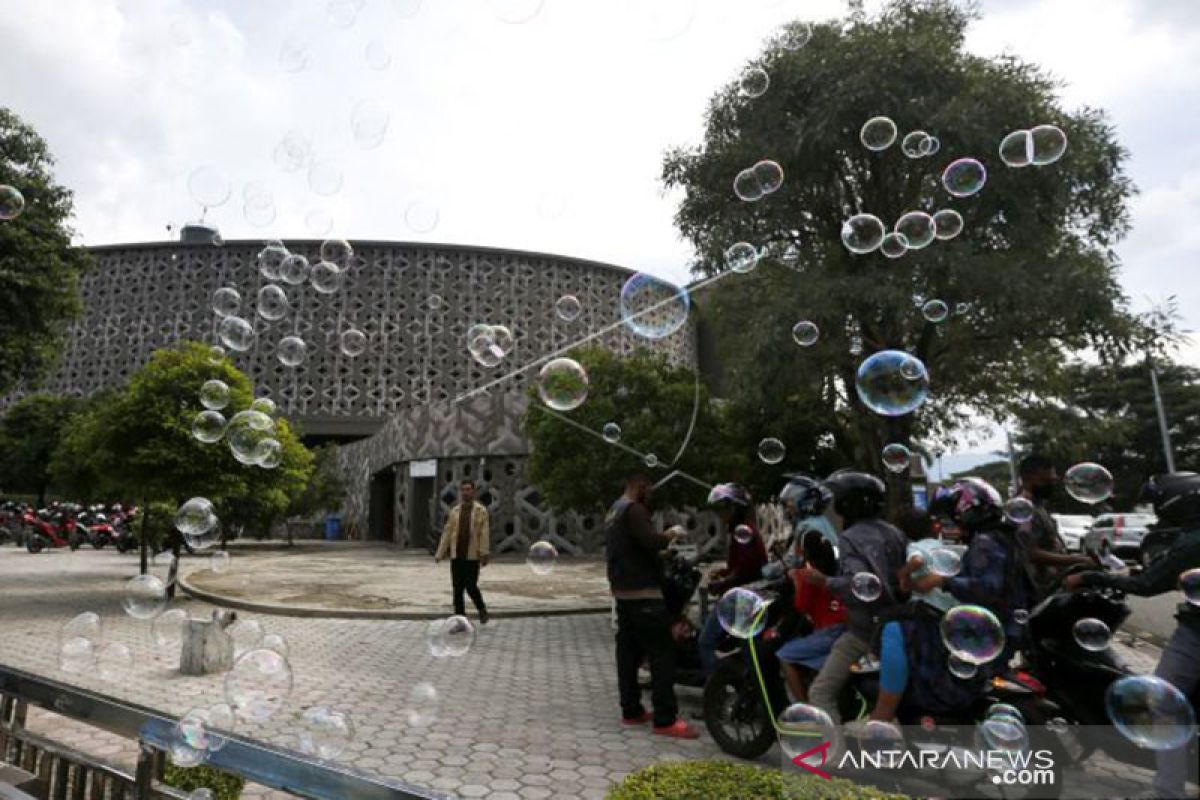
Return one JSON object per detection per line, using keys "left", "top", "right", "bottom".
{"left": 606, "top": 760, "right": 907, "bottom": 800}
{"left": 162, "top": 763, "right": 245, "bottom": 800}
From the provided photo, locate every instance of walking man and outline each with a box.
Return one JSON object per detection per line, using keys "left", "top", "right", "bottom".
{"left": 435, "top": 479, "right": 490, "bottom": 624}
{"left": 606, "top": 472, "right": 698, "bottom": 738}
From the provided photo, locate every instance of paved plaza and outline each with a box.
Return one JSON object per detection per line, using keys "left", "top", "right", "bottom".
{"left": 0, "top": 546, "right": 1171, "bottom": 799}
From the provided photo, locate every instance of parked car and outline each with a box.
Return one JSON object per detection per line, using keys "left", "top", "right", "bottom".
{"left": 1138, "top": 525, "right": 1182, "bottom": 570}
{"left": 1082, "top": 513, "right": 1157, "bottom": 561}
{"left": 1051, "top": 514, "right": 1094, "bottom": 552}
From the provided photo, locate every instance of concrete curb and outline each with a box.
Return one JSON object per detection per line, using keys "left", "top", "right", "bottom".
{"left": 177, "top": 574, "right": 612, "bottom": 621}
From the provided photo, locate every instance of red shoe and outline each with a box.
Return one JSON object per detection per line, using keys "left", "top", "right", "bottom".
{"left": 621, "top": 711, "right": 653, "bottom": 725}
{"left": 652, "top": 720, "right": 700, "bottom": 739}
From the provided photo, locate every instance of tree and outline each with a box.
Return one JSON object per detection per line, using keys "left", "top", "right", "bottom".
{"left": 662, "top": 1, "right": 1136, "bottom": 507}
{"left": 948, "top": 459, "right": 1014, "bottom": 498}
{"left": 285, "top": 444, "right": 346, "bottom": 519}
{"left": 0, "top": 107, "right": 91, "bottom": 396}
{"left": 0, "top": 394, "right": 80, "bottom": 505}
{"left": 51, "top": 342, "right": 314, "bottom": 571}
{"left": 523, "top": 347, "right": 739, "bottom": 512}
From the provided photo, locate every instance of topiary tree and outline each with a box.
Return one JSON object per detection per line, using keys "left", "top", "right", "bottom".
{"left": 662, "top": 0, "right": 1137, "bottom": 506}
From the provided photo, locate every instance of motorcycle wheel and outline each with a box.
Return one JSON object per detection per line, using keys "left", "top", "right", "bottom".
{"left": 27, "top": 536, "right": 45, "bottom": 554}
{"left": 703, "top": 657, "right": 778, "bottom": 760}
{"left": 69, "top": 535, "right": 82, "bottom": 551}
{"left": 92, "top": 537, "right": 106, "bottom": 549}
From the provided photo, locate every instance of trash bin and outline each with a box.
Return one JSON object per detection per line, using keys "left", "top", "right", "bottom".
{"left": 324, "top": 513, "right": 342, "bottom": 541}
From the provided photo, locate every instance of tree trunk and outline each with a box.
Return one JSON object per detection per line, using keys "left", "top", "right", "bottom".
{"left": 138, "top": 502, "right": 150, "bottom": 575}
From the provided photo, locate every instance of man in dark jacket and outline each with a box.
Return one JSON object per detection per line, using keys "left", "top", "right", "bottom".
{"left": 606, "top": 472, "right": 698, "bottom": 739}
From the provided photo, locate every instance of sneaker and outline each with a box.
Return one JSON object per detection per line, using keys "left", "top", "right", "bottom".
{"left": 652, "top": 719, "right": 700, "bottom": 739}
{"left": 621, "top": 711, "right": 652, "bottom": 725}
{"left": 479, "top": 609, "right": 490, "bottom": 625}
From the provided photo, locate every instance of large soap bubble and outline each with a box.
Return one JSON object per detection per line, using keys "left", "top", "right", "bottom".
{"left": 1072, "top": 617, "right": 1112, "bottom": 651}
{"left": 277, "top": 336, "right": 307, "bottom": 367}
{"left": 1004, "top": 497, "right": 1035, "bottom": 525}
{"left": 310, "top": 261, "right": 342, "bottom": 294}
{"left": 257, "top": 285, "right": 289, "bottom": 321}
{"left": 940, "top": 604, "right": 1005, "bottom": 665}
{"left": 192, "top": 410, "right": 226, "bottom": 444}
{"left": 1105, "top": 675, "right": 1197, "bottom": 751}
{"left": 851, "top": 572, "right": 882, "bottom": 602}
{"left": 212, "top": 288, "right": 241, "bottom": 318}
{"left": 778, "top": 703, "right": 836, "bottom": 762}
{"left": 537, "top": 358, "right": 589, "bottom": 411}
{"left": 340, "top": 328, "right": 367, "bottom": 358}
{"left": 406, "top": 682, "right": 439, "bottom": 727}
{"left": 881, "top": 443, "right": 911, "bottom": 473}
{"left": 1029, "top": 124, "right": 1068, "bottom": 165}
{"left": 880, "top": 232, "right": 908, "bottom": 259}
{"left": 757, "top": 437, "right": 785, "bottom": 464}
{"left": 224, "top": 648, "right": 294, "bottom": 723}
{"left": 123, "top": 574, "right": 168, "bottom": 620}
{"left": 199, "top": 379, "right": 230, "bottom": 411}
{"left": 175, "top": 497, "right": 217, "bottom": 537}
{"left": 999, "top": 130, "right": 1032, "bottom": 168}
{"left": 715, "top": 587, "right": 768, "bottom": 639}
{"left": 555, "top": 295, "right": 582, "bottom": 322}
{"left": 792, "top": 321, "right": 819, "bottom": 347}
{"left": 941, "top": 158, "right": 988, "bottom": 197}
{"left": 527, "top": 541, "right": 558, "bottom": 576}
{"left": 932, "top": 209, "right": 964, "bottom": 240}
{"left": 855, "top": 350, "right": 930, "bottom": 416}
{"left": 738, "top": 67, "right": 769, "bottom": 98}
{"left": 1064, "top": 462, "right": 1114, "bottom": 504}
{"left": 894, "top": 212, "right": 936, "bottom": 250}
{"left": 619, "top": 273, "right": 690, "bottom": 340}
{"left": 922, "top": 300, "right": 949, "bottom": 323}
{"left": 0, "top": 185, "right": 26, "bottom": 220}
{"left": 153, "top": 608, "right": 189, "bottom": 650}
{"left": 860, "top": 117, "right": 897, "bottom": 151}
{"left": 840, "top": 214, "right": 885, "bottom": 254}
{"left": 432, "top": 615, "right": 476, "bottom": 657}
{"left": 724, "top": 242, "right": 760, "bottom": 273}
{"left": 257, "top": 242, "right": 289, "bottom": 280}
{"left": 218, "top": 316, "right": 255, "bottom": 352}
{"left": 298, "top": 706, "right": 356, "bottom": 760}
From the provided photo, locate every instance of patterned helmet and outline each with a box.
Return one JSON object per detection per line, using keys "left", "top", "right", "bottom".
{"left": 779, "top": 474, "right": 831, "bottom": 517}
{"left": 931, "top": 477, "right": 1003, "bottom": 532}
{"left": 707, "top": 483, "right": 751, "bottom": 508}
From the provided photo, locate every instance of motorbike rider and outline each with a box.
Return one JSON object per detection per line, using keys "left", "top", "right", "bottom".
{"left": 1065, "top": 472, "right": 1200, "bottom": 800}
{"left": 698, "top": 483, "right": 767, "bottom": 678}
{"left": 1017, "top": 454, "right": 1095, "bottom": 597}
{"left": 799, "top": 471, "right": 909, "bottom": 723}
{"left": 779, "top": 474, "right": 838, "bottom": 550}
{"left": 778, "top": 530, "right": 848, "bottom": 702}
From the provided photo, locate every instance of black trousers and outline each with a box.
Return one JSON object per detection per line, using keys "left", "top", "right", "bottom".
{"left": 450, "top": 558, "right": 486, "bottom": 616}
{"left": 615, "top": 598, "right": 678, "bottom": 727}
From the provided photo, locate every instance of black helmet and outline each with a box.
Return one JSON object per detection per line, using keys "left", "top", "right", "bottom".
{"left": 1138, "top": 472, "right": 1200, "bottom": 528}
{"left": 780, "top": 474, "right": 831, "bottom": 518}
{"left": 930, "top": 477, "right": 1004, "bottom": 532}
{"left": 707, "top": 483, "right": 751, "bottom": 508}
{"left": 822, "top": 471, "right": 886, "bottom": 522}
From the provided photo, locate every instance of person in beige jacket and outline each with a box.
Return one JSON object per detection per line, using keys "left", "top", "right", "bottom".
{"left": 435, "top": 479, "right": 490, "bottom": 623}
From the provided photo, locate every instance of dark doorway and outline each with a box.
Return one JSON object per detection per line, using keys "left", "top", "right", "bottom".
{"left": 409, "top": 477, "right": 435, "bottom": 550}
{"left": 369, "top": 468, "right": 396, "bottom": 543}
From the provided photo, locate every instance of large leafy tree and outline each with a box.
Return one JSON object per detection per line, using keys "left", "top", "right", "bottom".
{"left": 0, "top": 393, "right": 80, "bottom": 506}
{"left": 51, "top": 342, "right": 314, "bottom": 571}
{"left": 663, "top": 1, "right": 1136, "bottom": 503}
{"left": 523, "top": 348, "right": 740, "bottom": 513}
{"left": 0, "top": 107, "right": 91, "bottom": 396}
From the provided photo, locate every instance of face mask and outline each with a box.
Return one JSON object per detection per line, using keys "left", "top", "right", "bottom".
{"left": 1031, "top": 482, "right": 1056, "bottom": 501}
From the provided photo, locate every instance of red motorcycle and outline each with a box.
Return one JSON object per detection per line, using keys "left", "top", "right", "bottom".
{"left": 78, "top": 506, "right": 118, "bottom": 549}
{"left": 23, "top": 507, "right": 84, "bottom": 553}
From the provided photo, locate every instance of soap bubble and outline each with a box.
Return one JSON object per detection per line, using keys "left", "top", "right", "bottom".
{"left": 978, "top": 718, "right": 1028, "bottom": 754}
{"left": 851, "top": 572, "right": 882, "bottom": 602}
{"left": 739, "top": 67, "right": 769, "bottom": 98}
{"left": 192, "top": 410, "right": 226, "bottom": 444}
{"left": 602, "top": 422, "right": 622, "bottom": 443}
{"left": 309, "top": 261, "right": 342, "bottom": 294}
{"left": 153, "top": 609, "right": 189, "bottom": 650}
{"left": 253, "top": 438, "right": 282, "bottom": 469}
{"left": 940, "top": 604, "right": 1005, "bottom": 665}
{"left": 340, "top": 328, "right": 367, "bottom": 357}
{"left": 901, "top": 131, "right": 930, "bottom": 159}
{"left": 209, "top": 550, "right": 230, "bottom": 575}
{"left": 261, "top": 633, "right": 289, "bottom": 658}
{"left": 212, "top": 288, "right": 241, "bottom": 318}
{"left": 941, "top": 158, "right": 987, "bottom": 197}
{"left": 928, "top": 548, "right": 962, "bottom": 577}
{"left": 229, "top": 418, "right": 268, "bottom": 467}
{"left": 881, "top": 443, "right": 912, "bottom": 473}
{"left": 778, "top": 703, "right": 836, "bottom": 762}
{"left": 405, "top": 200, "right": 439, "bottom": 233}
{"left": 228, "top": 620, "right": 265, "bottom": 659}
{"left": 1105, "top": 675, "right": 1197, "bottom": 751}
{"left": 218, "top": 315, "right": 255, "bottom": 352}
{"left": 277, "top": 336, "right": 307, "bottom": 367}
{"left": 350, "top": 100, "right": 390, "bottom": 150}
{"left": 123, "top": 574, "right": 168, "bottom": 620}
{"left": 644, "top": 453, "right": 659, "bottom": 468}
{"left": 488, "top": 0, "right": 545, "bottom": 24}
{"left": 715, "top": 587, "right": 769, "bottom": 639}
{"left": 305, "top": 208, "right": 334, "bottom": 237}
{"left": 319, "top": 238, "right": 353, "bottom": 265}
{"left": 0, "top": 185, "right": 26, "bottom": 220}
{"left": 922, "top": 300, "right": 949, "bottom": 324}
{"left": 1029, "top": 124, "right": 1068, "bottom": 166}
{"left": 199, "top": 379, "right": 230, "bottom": 411}
{"left": 280, "top": 254, "right": 311, "bottom": 286}
{"left": 188, "top": 166, "right": 231, "bottom": 208}
{"left": 168, "top": 737, "right": 206, "bottom": 769}
{"left": 406, "top": 683, "right": 439, "bottom": 727}
{"left": 528, "top": 541, "right": 558, "bottom": 575}
{"left": 273, "top": 129, "right": 312, "bottom": 170}
{"left": 307, "top": 160, "right": 343, "bottom": 196}
{"left": 922, "top": 136, "right": 941, "bottom": 156}
{"left": 1072, "top": 617, "right": 1111, "bottom": 652}
{"left": 257, "top": 242, "right": 289, "bottom": 280}
{"left": 425, "top": 619, "right": 450, "bottom": 658}
{"left": 433, "top": 615, "right": 476, "bottom": 657}
{"left": 537, "top": 358, "right": 589, "bottom": 411}
{"left": 175, "top": 498, "right": 217, "bottom": 537}
{"left": 986, "top": 703, "right": 1024, "bottom": 726}
{"left": 364, "top": 40, "right": 392, "bottom": 70}
{"left": 878, "top": 232, "right": 907, "bottom": 259}
{"left": 840, "top": 214, "right": 886, "bottom": 254}
{"left": 224, "top": 648, "right": 294, "bottom": 723}
{"left": 999, "top": 130, "right": 1032, "bottom": 168}
{"left": 1013, "top": 609, "right": 1030, "bottom": 625}
{"left": 948, "top": 655, "right": 978, "bottom": 680}
{"left": 1181, "top": 568, "right": 1200, "bottom": 606}
{"left": 60, "top": 612, "right": 103, "bottom": 649}
{"left": 733, "top": 525, "right": 755, "bottom": 545}
{"left": 555, "top": 295, "right": 582, "bottom": 322}
{"left": 781, "top": 21, "right": 813, "bottom": 50}
{"left": 250, "top": 397, "right": 276, "bottom": 416}
{"left": 895, "top": 211, "right": 936, "bottom": 250}
{"left": 298, "top": 706, "right": 355, "bottom": 760}
{"left": 752, "top": 160, "right": 784, "bottom": 194}
{"left": 733, "top": 168, "right": 763, "bottom": 202}
{"left": 619, "top": 273, "right": 690, "bottom": 340}
{"left": 792, "top": 321, "right": 819, "bottom": 347}
{"left": 725, "top": 241, "right": 760, "bottom": 273}
{"left": 59, "top": 637, "right": 95, "bottom": 674}
{"left": 1004, "top": 497, "right": 1035, "bottom": 525}
{"left": 860, "top": 117, "right": 897, "bottom": 151}
{"left": 207, "top": 345, "right": 225, "bottom": 365}
{"left": 855, "top": 350, "right": 930, "bottom": 416}
{"left": 176, "top": 709, "right": 213, "bottom": 751}
{"left": 1064, "top": 462, "right": 1114, "bottom": 504}
{"left": 757, "top": 437, "right": 785, "bottom": 465}
{"left": 932, "top": 209, "right": 964, "bottom": 240}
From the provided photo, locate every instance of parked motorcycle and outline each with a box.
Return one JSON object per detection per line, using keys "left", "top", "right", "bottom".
{"left": 22, "top": 506, "right": 85, "bottom": 553}
{"left": 77, "top": 506, "right": 119, "bottom": 549}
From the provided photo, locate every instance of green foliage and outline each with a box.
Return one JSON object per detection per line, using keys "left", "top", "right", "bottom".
{"left": 0, "top": 393, "right": 80, "bottom": 503}
{"left": 1013, "top": 356, "right": 1200, "bottom": 511}
{"left": 606, "top": 760, "right": 907, "bottom": 800}
{"left": 0, "top": 107, "right": 92, "bottom": 396}
{"left": 949, "top": 458, "right": 1014, "bottom": 498}
{"left": 162, "top": 762, "right": 244, "bottom": 800}
{"left": 662, "top": 1, "right": 1137, "bottom": 488}
{"left": 286, "top": 444, "right": 347, "bottom": 519}
{"left": 523, "top": 347, "right": 738, "bottom": 512}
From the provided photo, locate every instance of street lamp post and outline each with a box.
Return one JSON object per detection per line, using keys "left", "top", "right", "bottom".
{"left": 1147, "top": 352, "right": 1176, "bottom": 473}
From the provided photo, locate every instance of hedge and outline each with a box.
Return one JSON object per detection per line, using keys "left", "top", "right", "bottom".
{"left": 606, "top": 760, "right": 908, "bottom": 800}
{"left": 162, "top": 763, "right": 246, "bottom": 800}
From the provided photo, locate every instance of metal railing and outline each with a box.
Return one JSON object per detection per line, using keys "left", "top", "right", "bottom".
{"left": 0, "top": 664, "right": 448, "bottom": 800}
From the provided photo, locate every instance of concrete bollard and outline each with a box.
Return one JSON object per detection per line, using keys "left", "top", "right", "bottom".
{"left": 179, "top": 610, "right": 236, "bottom": 676}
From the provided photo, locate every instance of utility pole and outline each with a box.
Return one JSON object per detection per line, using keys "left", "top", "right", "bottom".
{"left": 1147, "top": 351, "right": 1176, "bottom": 473}
{"left": 1005, "top": 429, "right": 1020, "bottom": 496}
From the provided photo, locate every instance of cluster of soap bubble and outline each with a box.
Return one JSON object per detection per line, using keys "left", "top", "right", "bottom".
{"left": 900, "top": 129, "right": 940, "bottom": 158}
{"left": 843, "top": 207, "right": 964, "bottom": 258}
{"left": 466, "top": 323, "right": 517, "bottom": 367}
{"left": 170, "top": 703, "right": 237, "bottom": 768}
{"left": 999, "top": 125, "right": 1068, "bottom": 168}
{"left": 732, "top": 160, "right": 784, "bottom": 202}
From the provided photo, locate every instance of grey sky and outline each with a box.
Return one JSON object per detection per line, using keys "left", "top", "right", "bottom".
{"left": 2, "top": 0, "right": 1197, "bottom": 458}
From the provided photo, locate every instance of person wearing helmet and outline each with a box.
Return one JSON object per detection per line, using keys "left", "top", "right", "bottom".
{"left": 1065, "top": 472, "right": 1200, "bottom": 800}
{"left": 697, "top": 482, "right": 767, "bottom": 678}
{"left": 849, "top": 477, "right": 1037, "bottom": 732}
{"left": 780, "top": 474, "right": 838, "bottom": 551}
{"left": 799, "top": 470, "right": 909, "bottom": 723}
{"left": 777, "top": 530, "right": 848, "bottom": 702}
